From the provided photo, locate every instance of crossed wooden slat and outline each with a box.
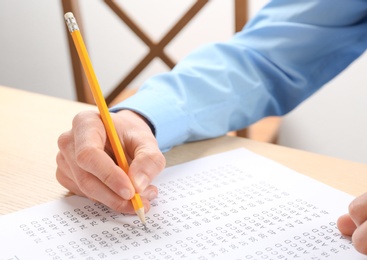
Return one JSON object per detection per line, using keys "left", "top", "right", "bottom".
{"left": 61, "top": 0, "right": 248, "bottom": 105}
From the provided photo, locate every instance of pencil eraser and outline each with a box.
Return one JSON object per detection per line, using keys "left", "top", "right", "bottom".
{"left": 64, "top": 12, "right": 74, "bottom": 20}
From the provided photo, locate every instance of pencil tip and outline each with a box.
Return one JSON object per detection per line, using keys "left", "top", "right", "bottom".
{"left": 135, "top": 208, "right": 146, "bottom": 225}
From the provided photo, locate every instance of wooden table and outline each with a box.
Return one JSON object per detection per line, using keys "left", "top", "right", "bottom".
{"left": 1, "top": 86, "right": 366, "bottom": 215}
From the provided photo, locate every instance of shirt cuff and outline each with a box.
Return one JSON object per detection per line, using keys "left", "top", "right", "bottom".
{"left": 110, "top": 88, "right": 189, "bottom": 152}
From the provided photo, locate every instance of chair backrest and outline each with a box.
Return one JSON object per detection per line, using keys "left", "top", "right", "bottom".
{"left": 61, "top": 0, "right": 248, "bottom": 105}
{"left": 60, "top": 1, "right": 283, "bottom": 142}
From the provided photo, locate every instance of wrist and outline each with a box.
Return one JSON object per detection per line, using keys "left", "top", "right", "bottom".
{"left": 116, "top": 109, "right": 156, "bottom": 136}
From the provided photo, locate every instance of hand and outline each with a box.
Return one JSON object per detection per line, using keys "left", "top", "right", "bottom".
{"left": 337, "top": 192, "right": 367, "bottom": 255}
{"left": 56, "top": 109, "right": 165, "bottom": 214}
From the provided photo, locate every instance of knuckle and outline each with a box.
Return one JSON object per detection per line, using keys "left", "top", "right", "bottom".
{"left": 353, "top": 231, "right": 367, "bottom": 255}
{"left": 146, "top": 150, "right": 166, "bottom": 171}
{"left": 57, "top": 132, "right": 72, "bottom": 151}
{"left": 55, "top": 167, "right": 66, "bottom": 186}
{"left": 72, "top": 111, "right": 97, "bottom": 126}
{"left": 76, "top": 175, "right": 95, "bottom": 196}
{"left": 348, "top": 199, "right": 361, "bottom": 217}
{"left": 75, "top": 146, "right": 97, "bottom": 168}
{"left": 109, "top": 199, "right": 129, "bottom": 213}
{"left": 99, "top": 170, "right": 115, "bottom": 185}
{"left": 55, "top": 152, "right": 64, "bottom": 165}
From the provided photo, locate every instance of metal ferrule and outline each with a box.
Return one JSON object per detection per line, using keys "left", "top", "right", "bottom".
{"left": 65, "top": 16, "right": 79, "bottom": 33}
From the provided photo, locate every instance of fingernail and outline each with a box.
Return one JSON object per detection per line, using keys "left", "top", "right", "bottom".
{"left": 134, "top": 174, "right": 149, "bottom": 191}
{"left": 147, "top": 190, "right": 157, "bottom": 201}
{"left": 119, "top": 188, "right": 131, "bottom": 200}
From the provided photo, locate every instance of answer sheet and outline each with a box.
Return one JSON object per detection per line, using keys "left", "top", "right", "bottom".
{"left": 1, "top": 148, "right": 365, "bottom": 259}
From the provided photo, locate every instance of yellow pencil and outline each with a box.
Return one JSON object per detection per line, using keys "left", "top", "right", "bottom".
{"left": 64, "top": 12, "right": 146, "bottom": 226}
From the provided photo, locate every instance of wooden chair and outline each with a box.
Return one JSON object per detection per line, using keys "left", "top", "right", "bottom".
{"left": 61, "top": 0, "right": 248, "bottom": 105}
{"left": 61, "top": 0, "right": 280, "bottom": 142}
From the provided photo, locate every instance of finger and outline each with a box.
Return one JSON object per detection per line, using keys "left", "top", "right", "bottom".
{"left": 141, "top": 185, "right": 158, "bottom": 201}
{"left": 75, "top": 170, "right": 136, "bottom": 214}
{"left": 63, "top": 140, "right": 135, "bottom": 213}
{"left": 60, "top": 146, "right": 137, "bottom": 214}
{"left": 73, "top": 112, "right": 135, "bottom": 200}
{"left": 141, "top": 197, "right": 151, "bottom": 213}
{"left": 58, "top": 117, "right": 134, "bottom": 210}
{"left": 126, "top": 133, "right": 165, "bottom": 193}
{"left": 57, "top": 159, "right": 136, "bottom": 214}
{"left": 129, "top": 148, "right": 165, "bottom": 193}
{"left": 56, "top": 167, "right": 85, "bottom": 197}
{"left": 337, "top": 214, "right": 357, "bottom": 237}
{"left": 352, "top": 221, "right": 367, "bottom": 255}
{"left": 75, "top": 147, "right": 135, "bottom": 200}
{"left": 110, "top": 110, "right": 165, "bottom": 193}
{"left": 348, "top": 192, "right": 367, "bottom": 227}
{"left": 56, "top": 152, "right": 85, "bottom": 197}
{"left": 56, "top": 168, "right": 83, "bottom": 195}
{"left": 57, "top": 129, "right": 79, "bottom": 183}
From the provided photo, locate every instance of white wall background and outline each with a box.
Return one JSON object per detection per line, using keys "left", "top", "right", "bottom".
{"left": 1, "top": 0, "right": 366, "bottom": 164}
{"left": 277, "top": 53, "right": 367, "bottom": 164}
{"left": 0, "top": 0, "right": 75, "bottom": 99}
{"left": 0, "top": 0, "right": 268, "bottom": 98}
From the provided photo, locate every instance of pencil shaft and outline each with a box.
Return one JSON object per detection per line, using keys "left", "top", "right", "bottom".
{"left": 64, "top": 13, "right": 145, "bottom": 224}
{"left": 71, "top": 31, "right": 129, "bottom": 172}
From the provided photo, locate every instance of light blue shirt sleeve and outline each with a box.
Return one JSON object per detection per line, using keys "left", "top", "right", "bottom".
{"left": 111, "top": 0, "right": 367, "bottom": 152}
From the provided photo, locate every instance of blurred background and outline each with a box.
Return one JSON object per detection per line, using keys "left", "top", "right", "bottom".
{"left": 1, "top": 0, "right": 366, "bottom": 164}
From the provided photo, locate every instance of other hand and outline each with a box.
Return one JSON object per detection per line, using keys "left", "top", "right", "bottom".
{"left": 337, "top": 192, "right": 367, "bottom": 255}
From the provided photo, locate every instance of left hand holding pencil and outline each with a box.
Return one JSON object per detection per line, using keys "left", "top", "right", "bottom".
{"left": 56, "top": 109, "right": 165, "bottom": 214}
